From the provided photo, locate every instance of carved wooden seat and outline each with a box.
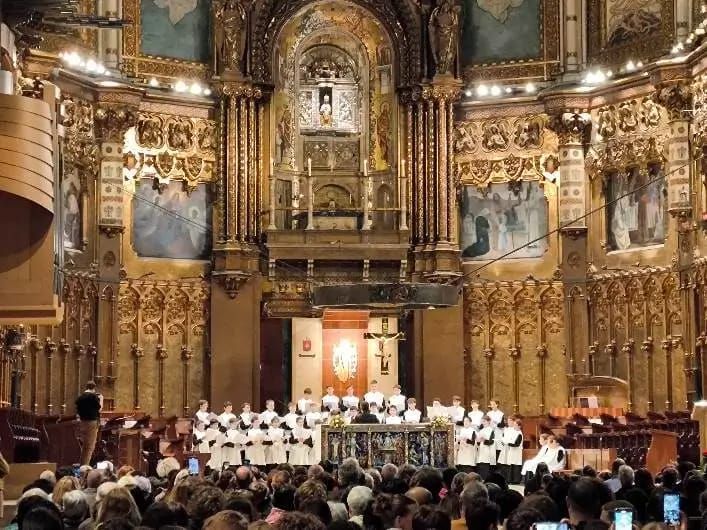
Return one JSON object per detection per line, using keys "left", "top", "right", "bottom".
{"left": 0, "top": 408, "right": 41, "bottom": 462}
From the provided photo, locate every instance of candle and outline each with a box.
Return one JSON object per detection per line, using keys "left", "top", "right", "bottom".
{"left": 270, "top": 157, "right": 274, "bottom": 176}
{"left": 308, "top": 158, "right": 312, "bottom": 176}
{"left": 401, "top": 159, "right": 406, "bottom": 177}
{"left": 363, "top": 159, "right": 368, "bottom": 177}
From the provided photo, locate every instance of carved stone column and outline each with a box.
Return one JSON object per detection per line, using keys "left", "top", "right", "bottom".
{"left": 606, "top": 339, "right": 618, "bottom": 377}
{"left": 663, "top": 337, "right": 674, "bottom": 411}
{"left": 484, "top": 346, "right": 495, "bottom": 402}
{"left": 509, "top": 346, "right": 520, "bottom": 414}
{"left": 642, "top": 337, "right": 655, "bottom": 411}
{"left": 59, "top": 339, "right": 70, "bottom": 414}
{"left": 563, "top": 0, "right": 583, "bottom": 77}
{"left": 537, "top": 344, "right": 548, "bottom": 414}
{"left": 94, "top": 93, "right": 139, "bottom": 408}
{"left": 156, "top": 344, "right": 167, "bottom": 417}
{"left": 97, "top": 0, "right": 121, "bottom": 69}
{"left": 181, "top": 346, "right": 193, "bottom": 416}
{"left": 44, "top": 338, "right": 56, "bottom": 415}
{"left": 623, "top": 339, "right": 635, "bottom": 412}
{"left": 130, "top": 343, "right": 143, "bottom": 410}
{"left": 402, "top": 81, "right": 461, "bottom": 279}
{"left": 73, "top": 341, "right": 85, "bottom": 400}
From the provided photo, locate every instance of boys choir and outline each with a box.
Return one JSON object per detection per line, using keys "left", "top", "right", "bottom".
{"left": 191, "top": 384, "right": 564, "bottom": 484}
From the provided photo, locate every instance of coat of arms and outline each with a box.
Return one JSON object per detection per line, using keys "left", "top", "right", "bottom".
{"left": 303, "top": 337, "right": 312, "bottom": 352}
{"left": 332, "top": 340, "right": 357, "bottom": 383}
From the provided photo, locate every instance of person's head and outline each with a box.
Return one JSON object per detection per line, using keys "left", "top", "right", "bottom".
{"left": 96, "top": 486, "right": 142, "bottom": 526}
{"left": 393, "top": 384, "right": 401, "bottom": 395}
{"left": 618, "top": 465, "right": 635, "bottom": 488}
{"left": 300, "top": 497, "right": 333, "bottom": 526}
{"left": 203, "top": 510, "right": 249, "bottom": 530}
{"left": 272, "top": 484, "right": 296, "bottom": 511}
{"left": 406, "top": 486, "right": 433, "bottom": 506}
{"left": 359, "top": 401, "right": 370, "bottom": 415}
{"left": 683, "top": 473, "right": 706, "bottom": 499}
{"left": 40, "top": 469, "right": 57, "bottom": 487}
{"left": 85, "top": 381, "right": 97, "bottom": 392}
{"left": 52, "top": 475, "right": 79, "bottom": 505}
{"left": 452, "top": 396, "right": 461, "bottom": 407}
{"left": 187, "top": 485, "right": 225, "bottom": 526}
{"left": 140, "top": 501, "right": 189, "bottom": 528}
{"left": 460, "top": 481, "right": 489, "bottom": 517}
{"left": 462, "top": 416, "right": 472, "bottom": 428}
{"left": 348, "top": 485, "right": 373, "bottom": 516}
{"left": 223, "top": 401, "right": 233, "bottom": 413}
{"left": 288, "top": 402, "right": 296, "bottom": 412}
{"left": 277, "top": 511, "right": 326, "bottom": 530}
{"left": 381, "top": 463, "right": 398, "bottom": 482}
{"left": 412, "top": 505, "right": 451, "bottom": 530}
{"left": 326, "top": 385, "right": 334, "bottom": 395}
{"left": 369, "top": 380, "right": 378, "bottom": 391}
{"left": 410, "top": 467, "right": 444, "bottom": 501}
{"left": 388, "top": 405, "right": 398, "bottom": 416}
{"left": 304, "top": 387, "right": 312, "bottom": 397}
{"left": 583, "top": 465, "right": 597, "bottom": 478}
{"left": 242, "top": 402, "right": 251, "bottom": 413}
{"left": 235, "top": 466, "right": 253, "bottom": 489}
{"left": 464, "top": 499, "right": 499, "bottom": 530}
{"left": 346, "top": 385, "right": 354, "bottom": 395}
{"left": 505, "top": 508, "right": 544, "bottom": 530}
{"left": 20, "top": 501, "right": 63, "bottom": 530}
{"left": 470, "top": 400, "right": 479, "bottom": 410}
{"left": 223, "top": 493, "right": 257, "bottom": 522}
{"left": 295, "top": 479, "right": 327, "bottom": 509}
{"left": 432, "top": 398, "right": 442, "bottom": 407}
{"left": 489, "top": 399, "right": 499, "bottom": 410}
{"left": 567, "top": 477, "right": 609, "bottom": 525}
{"left": 62, "top": 489, "right": 89, "bottom": 522}
{"left": 296, "top": 416, "right": 305, "bottom": 427}
{"left": 612, "top": 458, "right": 627, "bottom": 476}
{"left": 365, "top": 493, "right": 416, "bottom": 530}
{"left": 266, "top": 399, "right": 275, "bottom": 410}
{"left": 634, "top": 468, "right": 654, "bottom": 492}
{"left": 520, "top": 493, "right": 560, "bottom": 522}
{"left": 495, "top": 488, "right": 524, "bottom": 522}
{"left": 538, "top": 433, "right": 550, "bottom": 446}
{"left": 407, "top": 398, "right": 417, "bottom": 410}
{"left": 661, "top": 467, "right": 679, "bottom": 490}
{"left": 370, "top": 403, "right": 379, "bottom": 413}
{"left": 482, "top": 415, "right": 491, "bottom": 427}
{"left": 199, "top": 399, "right": 209, "bottom": 411}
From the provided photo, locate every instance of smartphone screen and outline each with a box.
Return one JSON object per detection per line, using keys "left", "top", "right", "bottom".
{"left": 534, "top": 522, "right": 568, "bottom": 530}
{"left": 614, "top": 508, "right": 633, "bottom": 530}
{"left": 188, "top": 457, "right": 199, "bottom": 476}
{"left": 664, "top": 493, "right": 680, "bottom": 525}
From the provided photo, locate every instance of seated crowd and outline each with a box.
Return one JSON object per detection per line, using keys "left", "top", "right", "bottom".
{"left": 8, "top": 455, "right": 707, "bottom": 530}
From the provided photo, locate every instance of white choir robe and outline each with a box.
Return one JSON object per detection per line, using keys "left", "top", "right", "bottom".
{"left": 373, "top": 412, "right": 384, "bottom": 423}
{"left": 259, "top": 410, "right": 279, "bottom": 427}
{"left": 521, "top": 445, "right": 549, "bottom": 476}
{"left": 205, "top": 427, "right": 222, "bottom": 470}
{"left": 305, "top": 412, "right": 322, "bottom": 429}
{"left": 194, "top": 430, "right": 210, "bottom": 454}
{"left": 363, "top": 391, "right": 385, "bottom": 407}
{"left": 342, "top": 395, "right": 360, "bottom": 410}
{"left": 468, "top": 410, "right": 485, "bottom": 429}
{"left": 476, "top": 426, "right": 496, "bottom": 465}
{"left": 220, "top": 429, "right": 246, "bottom": 466}
{"left": 310, "top": 423, "right": 322, "bottom": 464}
{"left": 297, "top": 398, "right": 314, "bottom": 414}
{"left": 218, "top": 412, "right": 237, "bottom": 428}
{"left": 195, "top": 410, "right": 211, "bottom": 425}
{"left": 498, "top": 428, "right": 523, "bottom": 466}
{"left": 388, "top": 394, "right": 406, "bottom": 411}
{"left": 487, "top": 409, "right": 505, "bottom": 449}
{"left": 456, "top": 427, "right": 477, "bottom": 466}
{"left": 266, "top": 427, "right": 288, "bottom": 464}
{"left": 239, "top": 412, "right": 252, "bottom": 428}
{"left": 289, "top": 428, "right": 313, "bottom": 466}
{"left": 322, "top": 395, "right": 340, "bottom": 411}
{"left": 427, "top": 406, "right": 447, "bottom": 420}
{"left": 544, "top": 446, "right": 566, "bottom": 472}
{"left": 283, "top": 412, "right": 299, "bottom": 430}
{"left": 448, "top": 406, "right": 466, "bottom": 424}
{"left": 385, "top": 415, "right": 402, "bottom": 425}
{"left": 403, "top": 409, "right": 422, "bottom": 423}
{"left": 245, "top": 428, "right": 267, "bottom": 466}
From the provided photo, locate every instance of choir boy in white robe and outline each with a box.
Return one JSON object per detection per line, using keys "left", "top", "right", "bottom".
{"left": 205, "top": 419, "right": 222, "bottom": 471}
{"left": 343, "top": 407, "right": 357, "bottom": 424}
{"left": 239, "top": 402, "right": 253, "bottom": 429}
{"left": 305, "top": 404, "right": 323, "bottom": 429}
{"left": 259, "top": 399, "right": 278, "bottom": 428}
{"left": 288, "top": 416, "right": 313, "bottom": 466}
{"left": 220, "top": 417, "right": 246, "bottom": 467}
{"left": 544, "top": 435, "right": 566, "bottom": 472}
{"left": 403, "top": 398, "right": 422, "bottom": 423}
{"left": 385, "top": 405, "right": 402, "bottom": 425}
{"left": 245, "top": 417, "right": 267, "bottom": 466}
{"left": 195, "top": 400, "right": 210, "bottom": 425}
{"left": 193, "top": 421, "right": 209, "bottom": 454}
{"left": 297, "top": 388, "right": 315, "bottom": 415}
{"left": 456, "top": 416, "right": 477, "bottom": 470}
{"left": 322, "top": 385, "right": 340, "bottom": 412}
{"left": 283, "top": 402, "right": 299, "bottom": 430}
{"left": 363, "top": 380, "right": 385, "bottom": 408}
{"left": 342, "top": 385, "right": 360, "bottom": 410}
{"left": 265, "top": 417, "right": 288, "bottom": 465}
{"left": 467, "top": 400, "right": 484, "bottom": 430}
{"left": 448, "top": 396, "right": 466, "bottom": 425}
{"left": 476, "top": 415, "right": 496, "bottom": 479}
{"left": 387, "top": 385, "right": 406, "bottom": 412}
{"left": 427, "top": 398, "right": 446, "bottom": 420}
{"left": 498, "top": 417, "right": 524, "bottom": 484}
{"left": 521, "top": 432, "right": 550, "bottom": 480}
{"left": 370, "top": 402, "right": 384, "bottom": 423}
{"left": 487, "top": 399, "right": 505, "bottom": 459}
{"left": 218, "top": 401, "right": 237, "bottom": 428}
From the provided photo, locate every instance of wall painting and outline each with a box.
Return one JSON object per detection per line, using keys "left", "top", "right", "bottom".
{"left": 140, "top": 0, "right": 210, "bottom": 62}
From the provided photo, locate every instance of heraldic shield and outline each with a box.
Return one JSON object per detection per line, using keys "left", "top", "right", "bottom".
{"left": 332, "top": 339, "right": 358, "bottom": 383}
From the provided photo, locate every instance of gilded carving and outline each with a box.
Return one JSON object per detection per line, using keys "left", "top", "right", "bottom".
{"left": 94, "top": 106, "right": 138, "bottom": 143}
{"left": 428, "top": 0, "right": 461, "bottom": 77}
{"left": 653, "top": 81, "right": 694, "bottom": 122}
{"left": 167, "top": 119, "right": 195, "bottom": 152}
{"left": 513, "top": 116, "right": 545, "bottom": 150}
{"left": 62, "top": 96, "right": 98, "bottom": 182}
{"left": 454, "top": 122, "right": 479, "bottom": 156}
{"left": 548, "top": 112, "right": 591, "bottom": 145}
{"left": 136, "top": 114, "right": 164, "bottom": 149}
{"left": 585, "top": 136, "right": 666, "bottom": 178}
{"left": 213, "top": 0, "right": 248, "bottom": 76}
{"left": 481, "top": 121, "right": 510, "bottom": 151}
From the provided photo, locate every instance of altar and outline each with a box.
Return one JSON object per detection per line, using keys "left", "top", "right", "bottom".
{"left": 321, "top": 423, "right": 455, "bottom": 468}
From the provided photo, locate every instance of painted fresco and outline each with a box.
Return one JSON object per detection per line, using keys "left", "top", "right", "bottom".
{"left": 140, "top": 0, "right": 210, "bottom": 62}
{"left": 605, "top": 0, "right": 661, "bottom": 47}
{"left": 461, "top": 182, "right": 548, "bottom": 260}
{"left": 132, "top": 179, "right": 212, "bottom": 260}
{"left": 461, "top": 0, "right": 541, "bottom": 64}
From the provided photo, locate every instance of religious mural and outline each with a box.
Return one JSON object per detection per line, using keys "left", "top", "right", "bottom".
{"left": 606, "top": 167, "right": 666, "bottom": 251}
{"left": 605, "top": 0, "right": 661, "bottom": 47}
{"left": 461, "top": 182, "right": 548, "bottom": 260}
{"left": 62, "top": 169, "right": 82, "bottom": 251}
{"left": 140, "top": 0, "right": 210, "bottom": 62}
{"left": 132, "top": 179, "right": 212, "bottom": 260}
{"left": 461, "top": 0, "right": 541, "bottom": 64}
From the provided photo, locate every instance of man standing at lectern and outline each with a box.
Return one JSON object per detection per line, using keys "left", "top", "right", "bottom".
{"left": 76, "top": 381, "right": 102, "bottom": 465}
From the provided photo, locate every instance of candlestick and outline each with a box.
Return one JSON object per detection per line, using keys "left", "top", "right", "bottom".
{"left": 401, "top": 159, "right": 406, "bottom": 177}
{"left": 363, "top": 159, "right": 368, "bottom": 176}
{"left": 308, "top": 158, "right": 312, "bottom": 176}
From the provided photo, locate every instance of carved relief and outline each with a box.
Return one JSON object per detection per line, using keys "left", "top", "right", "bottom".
{"left": 481, "top": 121, "right": 510, "bottom": 151}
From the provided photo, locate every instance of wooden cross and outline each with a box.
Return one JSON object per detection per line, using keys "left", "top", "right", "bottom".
{"left": 364, "top": 317, "right": 405, "bottom": 375}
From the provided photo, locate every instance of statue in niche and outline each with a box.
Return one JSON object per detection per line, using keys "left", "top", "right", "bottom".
{"left": 276, "top": 104, "right": 293, "bottom": 164}
{"left": 377, "top": 103, "right": 391, "bottom": 162}
{"left": 339, "top": 93, "right": 354, "bottom": 124}
{"left": 320, "top": 94, "right": 333, "bottom": 127}
{"left": 213, "top": 0, "right": 247, "bottom": 75}
{"left": 429, "top": 0, "right": 461, "bottom": 76}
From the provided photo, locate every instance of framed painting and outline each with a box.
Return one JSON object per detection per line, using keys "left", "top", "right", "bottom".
{"left": 460, "top": 0, "right": 560, "bottom": 82}
{"left": 122, "top": 0, "right": 210, "bottom": 81}
{"left": 132, "top": 179, "right": 212, "bottom": 260}
{"left": 460, "top": 182, "right": 549, "bottom": 261}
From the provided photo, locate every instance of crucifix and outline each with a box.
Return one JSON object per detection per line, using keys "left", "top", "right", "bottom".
{"left": 364, "top": 317, "right": 404, "bottom": 375}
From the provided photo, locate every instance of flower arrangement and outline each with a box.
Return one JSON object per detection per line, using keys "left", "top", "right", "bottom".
{"left": 430, "top": 416, "right": 450, "bottom": 429}
{"left": 329, "top": 415, "right": 346, "bottom": 429}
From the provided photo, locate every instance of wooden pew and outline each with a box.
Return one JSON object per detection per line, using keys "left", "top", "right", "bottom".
{"left": 0, "top": 408, "right": 41, "bottom": 463}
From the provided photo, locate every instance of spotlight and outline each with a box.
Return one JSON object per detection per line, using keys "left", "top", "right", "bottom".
{"left": 174, "top": 80, "right": 188, "bottom": 92}
{"left": 464, "top": 88, "right": 472, "bottom": 97}
{"left": 525, "top": 82, "right": 536, "bottom": 93}
{"left": 476, "top": 85, "right": 489, "bottom": 97}
{"left": 189, "top": 82, "right": 202, "bottom": 95}
{"left": 149, "top": 78, "right": 159, "bottom": 87}
{"left": 203, "top": 88, "right": 212, "bottom": 96}
{"left": 504, "top": 87, "right": 513, "bottom": 94}
{"left": 625, "top": 60, "right": 636, "bottom": 72}
{"left": 490, "top": 85, "right": 501, "bottom": 96}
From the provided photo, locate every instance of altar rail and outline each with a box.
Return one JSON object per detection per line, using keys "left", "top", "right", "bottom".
{"left": 321, "top": 423, "right": 454, "bottom": 469}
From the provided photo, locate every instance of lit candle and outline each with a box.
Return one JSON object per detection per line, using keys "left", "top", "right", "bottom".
{"left": 401, "top": 159, "right": 406, "bottom": 177}
{"left": 270, "top": 157, "right": 274, "bottom": 176}
{"left": 363, "top": 159, "right": 368, "bottom": 177}
{"left": 308, "top": 157, "right": 312, "bottom": 176}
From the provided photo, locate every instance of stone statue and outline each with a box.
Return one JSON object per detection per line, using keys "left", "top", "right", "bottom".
{"left": 214, "top": 0, "right": 247, "bottom": 75}
{"left": 429, "top": 0, "right": 461, "bottom": 76}
{"left": 319, "top": 94, "right": 332, "bottom": 127}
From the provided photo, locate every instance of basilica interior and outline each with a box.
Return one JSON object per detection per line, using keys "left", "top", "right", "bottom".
{"left": 3, "top": 0, "right": 707, "bottom": 468}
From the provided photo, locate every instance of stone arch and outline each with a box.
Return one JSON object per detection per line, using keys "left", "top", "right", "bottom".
{"left": 250, "top": 0, "right": 422, "bottom": 85}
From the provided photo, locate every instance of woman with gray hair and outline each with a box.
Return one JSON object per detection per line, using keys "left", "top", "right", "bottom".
{"left": 61, "top": 489, "right": 90, "bottom": 530}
